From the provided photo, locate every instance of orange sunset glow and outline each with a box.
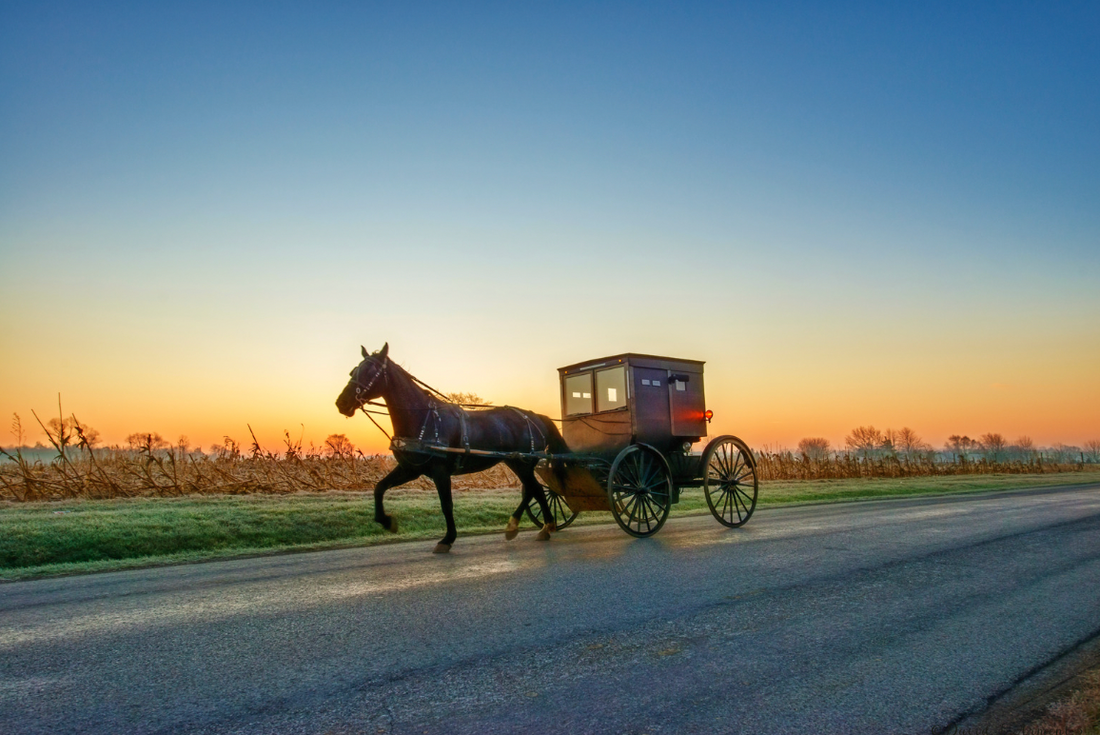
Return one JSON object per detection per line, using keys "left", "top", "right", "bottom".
{"left": 2, "top": 5, "right": 1098, "bottom": 458}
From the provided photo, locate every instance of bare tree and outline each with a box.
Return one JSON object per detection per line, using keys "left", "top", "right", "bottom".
{"left": 1009, "top": 435, "right": 1035, "bottom": 461}
{"left": 945, "top": 435, "right": 976, "bottom": 457}
{"left": 46, "top": 417, "right": 76, "bottom": 449}
{"left": 1048, "top": 443, "right": 1079, "bottom": 464}
{"left": 797, "top": 437, "right": 831, "bottom": 462}
{"left": 1084, "top": 439, "right": 1100, "bottom": 462}
{"left": 128, "top": 432, "right": 168, "bottom": 452}
{"left": 895, "top": 427, "right": 927, "bottom": 458}
{"left": 845, "top": 426, "right": 883, "bottom": 460}
{"left": 324, "top": 433, "right": 356, "bottom": 458}
{"left": 446, "top": 392, "right": 490, "bottom": 406}
{"left": 978, "top": 433, "right": 1007, "bottom": 462}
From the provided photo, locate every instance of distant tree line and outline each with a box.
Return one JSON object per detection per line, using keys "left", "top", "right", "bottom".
{"left": 793, "top": 426, "right": 1100, "bottom": 464}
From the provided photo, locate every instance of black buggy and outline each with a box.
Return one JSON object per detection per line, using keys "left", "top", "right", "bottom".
{"left": 528, "top": 353, "right": 759, "bottom": 538}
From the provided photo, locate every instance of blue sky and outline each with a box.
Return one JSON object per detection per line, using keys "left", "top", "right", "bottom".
{"left": 2, "top": 1, "right": 1098, "bottom": 451}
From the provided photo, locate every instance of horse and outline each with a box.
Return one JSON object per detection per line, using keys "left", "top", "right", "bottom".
{"left": 335, "top": 343, "right": 569, "bottom": 553}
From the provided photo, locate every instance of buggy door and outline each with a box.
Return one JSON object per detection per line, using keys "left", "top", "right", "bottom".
{"left": 631, "top": 367, "right": 671, "bottom": 448}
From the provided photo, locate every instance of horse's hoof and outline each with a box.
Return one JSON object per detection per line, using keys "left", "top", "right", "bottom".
{"left": 536, "top": 526, "right": 551, "bottom": 541}
{"left": 433, "top": 543, "right": 452, "bottom": 554}
{"left": 505, "top": 517, "right": 519, "bottom": 541}
{"left": 546, "top": 521, "right": 558, "bottom": 532}
{"left": 379, "top": 516, "right": 398, "bottom": 533}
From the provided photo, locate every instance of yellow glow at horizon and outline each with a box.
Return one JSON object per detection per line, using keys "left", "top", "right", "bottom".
{"left": 3, "top": 329, "right": 1097, "bottom": 455}
{"left": 2, "top": 223, "right": 1097, "bottom": 456}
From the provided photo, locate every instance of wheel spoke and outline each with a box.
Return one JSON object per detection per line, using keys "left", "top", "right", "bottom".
{"left": 638, "top": 454, "right": 659, "bottom": 491}
{"left": 733, "top": 487, "right": 747, "bottom": 521}
{"left": 716, "top": 446, "right": 731, "bottom": 478}
{"left": 621, "top": 492, "right": 641, "bottom": 525}
{"left": 729, "top": 453, "right": 744, "bottom": 480}
{"left": 631, "top": 494, "right": 649, "bottom": 530}
{"left": 638, "top": 496, "right": 653, "bottom": 532}
{"left": 733, "top": 468, "right": 754, "bottom": 483}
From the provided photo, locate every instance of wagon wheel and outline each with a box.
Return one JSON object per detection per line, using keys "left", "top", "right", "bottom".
{"left": 607, "top": 444, "right": 673, "bottom": 537}
{"left": 702, "top": 435, "right": 758, "bottom": 527}
{"left": 525, "top": 482, "right": 579, "bottom": 530}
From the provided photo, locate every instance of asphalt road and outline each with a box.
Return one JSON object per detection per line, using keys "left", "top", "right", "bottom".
{"left": 2, "top": 484, "right": 1099, "bottom": 735}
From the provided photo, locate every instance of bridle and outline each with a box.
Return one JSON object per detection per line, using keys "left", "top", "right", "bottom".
{"left": 351, "top": 355, "right": 389, "bottom": 409}
{"left": 346, "top": 355, "right": 398, "bottom": 441}
{"left": 346, "top": 353, "right": 502, "bottom": 450}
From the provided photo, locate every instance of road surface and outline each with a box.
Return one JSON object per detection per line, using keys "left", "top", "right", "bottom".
{"left": 2, "top": 483, "right": 1099, "bottom": 734}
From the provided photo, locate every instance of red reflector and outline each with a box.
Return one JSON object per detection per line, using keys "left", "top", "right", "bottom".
{"left": 704, "top": 410, "right": 714, "bottom": 422}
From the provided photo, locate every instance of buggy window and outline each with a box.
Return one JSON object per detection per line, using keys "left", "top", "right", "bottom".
{"left": 564, "top": 372, "right": 593, "bottom": 415}
{"left": 596, "top": 366, "right": 627, "bottom": 412}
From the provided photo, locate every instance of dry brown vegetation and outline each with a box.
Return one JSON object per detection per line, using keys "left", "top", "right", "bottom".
{"left": 0, "top": 411, "right": 515, "bottom": 502}
{"left": 753, "top": 451, "right": 1090, "bottom": 481}
{"left": 759, "top": 425, "right": 1096, "bottom": 481}
{"left": 962, "top": 670, "right": 1100, "bottom": 735}
{"left": 3, "top": 410, "right": 1097, "bottom": 502}
{"left": 1017, "top": 670, "right": 1100, "bottom": 734}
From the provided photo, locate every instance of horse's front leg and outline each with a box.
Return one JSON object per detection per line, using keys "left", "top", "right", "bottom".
{"left": 505, "top": 491, "right": 529, "bottom": 541}
{"left": 430, "top": 462, "right": 457, "bottom": 554}
{"left": 374, "top": 463, "right": 421, "bottom": 533}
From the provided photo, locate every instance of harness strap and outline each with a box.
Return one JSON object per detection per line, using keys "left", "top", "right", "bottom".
{"left": 507, "top": 407, "right": 543, "bottom": 453}
{"left": 458, "top": 409, "right": 470, "bottom": 452}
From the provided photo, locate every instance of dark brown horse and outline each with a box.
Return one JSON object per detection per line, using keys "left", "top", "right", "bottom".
{"left": 335, "top": 343, "right": 568, "bottom": 553}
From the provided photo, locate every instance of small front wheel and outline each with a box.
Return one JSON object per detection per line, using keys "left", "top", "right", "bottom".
{"left": 607, "top": 444, "right": 673, "bottom": 537}
{"left": 701, "top": 435, "right": 758, "bottom": 527}
{"left": 525, "top": 483, "right": 579, "bottom": 530}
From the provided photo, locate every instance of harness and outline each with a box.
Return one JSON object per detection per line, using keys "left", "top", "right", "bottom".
{"left": 351, "top": 355, "right": 551, "bottom": 467}
{"left": 507, "top": 406, "right": 544, "bottom": 453}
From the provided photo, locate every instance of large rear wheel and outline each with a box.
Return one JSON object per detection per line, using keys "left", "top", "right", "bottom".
{"left": 607, "top": 444, "right": 673, "bottom": 537}
{"left": 701, "top": 435, "right": 758, "bottom": 527}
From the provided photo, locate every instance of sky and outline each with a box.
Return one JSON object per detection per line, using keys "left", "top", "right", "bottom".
{"left": 2, "top": 1, "right": 1098, "bottom": 455}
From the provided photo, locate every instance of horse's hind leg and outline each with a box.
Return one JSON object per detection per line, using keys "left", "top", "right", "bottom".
{"left": 430, "top": 462, "right": 457, "bottom": 554}
{"left": 512, "top": 463, "right": 555, "bottom": 541}
{"left": 374, "top": 463, "right": 421, "bottom": 533}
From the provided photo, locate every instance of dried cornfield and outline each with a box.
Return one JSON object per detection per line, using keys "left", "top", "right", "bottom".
{"left": 2, "top": 408, "right": 1093, "bottom": 502}
{"left": 0, "top": 446, "right": 518, "bottom": 503}
{"left": 3, "top": 445, "right": 1092, "bottom": 503}
{"left": 753, "top": 450, "right": 1089, "bottom": 481}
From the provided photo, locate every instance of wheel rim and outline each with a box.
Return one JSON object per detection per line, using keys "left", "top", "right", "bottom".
{"left": 705, "top": 438, "right": 757, "bottom": 527}
{"left": 609, "top": 447, "right": 671, "bottom": 537}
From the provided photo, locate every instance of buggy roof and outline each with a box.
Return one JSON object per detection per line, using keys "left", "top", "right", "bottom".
{"left": 558, "top": 353, "right": 705, "bottom": 376}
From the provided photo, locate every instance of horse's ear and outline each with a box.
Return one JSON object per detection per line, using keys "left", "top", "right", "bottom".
{"left": 378, "top": 342, "right": 389, "bottom": 360}
{"left": 361, "top": 345, "right": 368, "bottom": 358}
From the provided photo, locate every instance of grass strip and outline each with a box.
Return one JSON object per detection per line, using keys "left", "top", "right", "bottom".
{"left": 2, "top": 472, "right": 1098, "bottom": 581}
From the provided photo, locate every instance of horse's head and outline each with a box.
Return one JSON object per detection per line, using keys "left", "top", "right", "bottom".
{"left": 335, "top": 342, "right": 389, "bottom": 417}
